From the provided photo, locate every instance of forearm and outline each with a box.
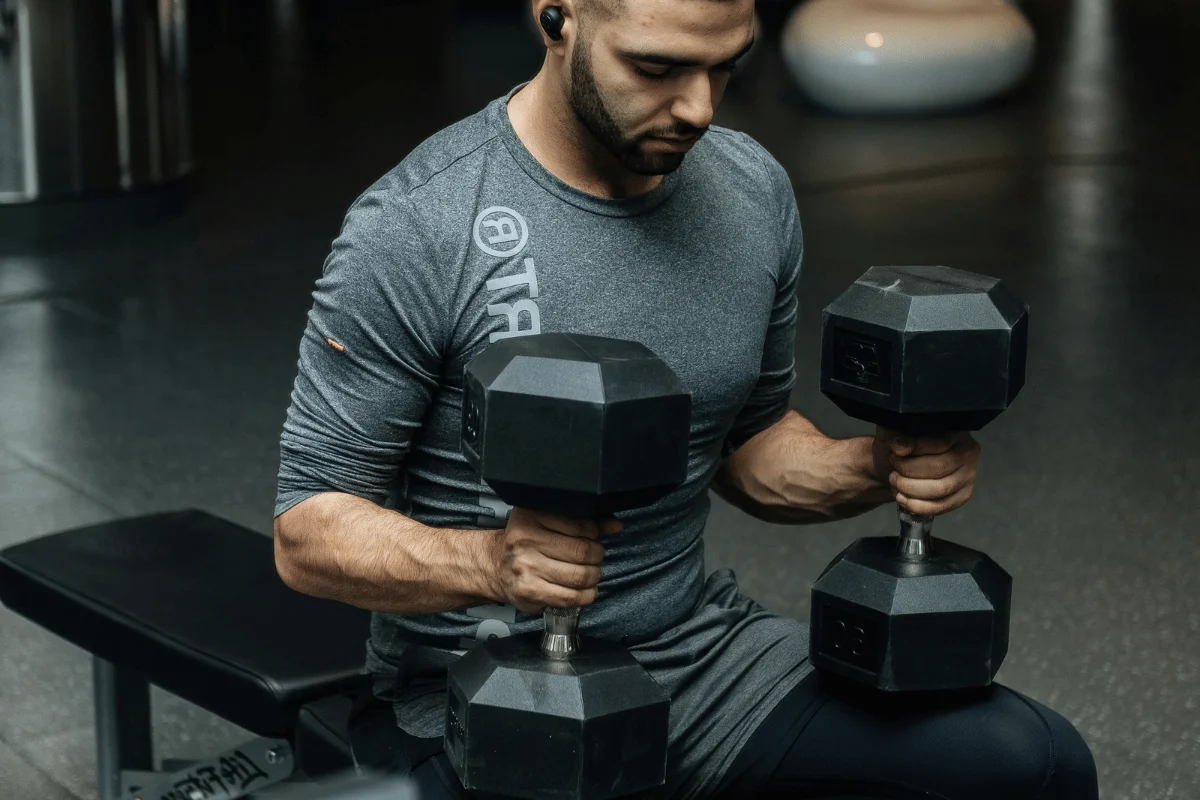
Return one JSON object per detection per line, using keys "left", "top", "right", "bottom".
{"left": 713, "top": 411, "right": 895, "bottom": 524}
{"left": 274, "top": 492, "right": 500, "bottom": 615}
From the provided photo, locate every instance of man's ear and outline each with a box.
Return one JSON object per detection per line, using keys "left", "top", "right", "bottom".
{"left": 532, "top": 0, "right": 578, "bottom": 53}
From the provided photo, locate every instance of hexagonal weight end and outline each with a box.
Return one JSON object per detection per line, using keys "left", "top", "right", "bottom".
{"left": 809, "top": 536, "right": 1012, "bottom": 692}
{"left": 445, "top": 635, "right": 670, "bottom": 800}
{"left": 820, "top": 265, "right": 1029, "bottom": 434}
{"left": 461, "top": 333, "right": 691, "bottom": 517}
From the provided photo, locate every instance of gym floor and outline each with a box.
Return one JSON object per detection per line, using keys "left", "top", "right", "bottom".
{"left": 1, "top": 0, "right": 1197, "bottom": 797}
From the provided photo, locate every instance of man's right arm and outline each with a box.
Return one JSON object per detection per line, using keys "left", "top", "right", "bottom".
{"left": 275, "top": 187, "right": 610, "bottom": 618}
{"left": 275, "top": 493, "right": 614, "bottom": 616}
{"left": 275, "top": 492, "right": 502, "bottom": 615}
{"left": 272, "top": 185, "right": 493, "bottom": 616}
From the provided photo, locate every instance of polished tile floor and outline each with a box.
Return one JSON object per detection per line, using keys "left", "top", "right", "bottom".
{"left": 1, "top": 1, "right": 1197, "bottom": 798}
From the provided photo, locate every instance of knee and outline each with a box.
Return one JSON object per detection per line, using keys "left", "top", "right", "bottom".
{"left": 989, "top": 688, "right": 1099, "bottom": 800}
{"left": 1032, "top": 697, "right": 1099, "bottom": 799}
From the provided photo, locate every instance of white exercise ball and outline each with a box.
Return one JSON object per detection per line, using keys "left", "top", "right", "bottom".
{"left": 782, "top": 0, "right": 1036, "bottom": 115}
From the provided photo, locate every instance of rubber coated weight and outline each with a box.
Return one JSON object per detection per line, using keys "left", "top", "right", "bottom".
{"left": 812, "top": 537, "right": 1012, "bottom": 692}
{"left": 820, "top": 264, "right": 1028, "bottom": 435}
{"left": 461, "top": 332, "right": 691, "bottom": 517}
{"left": 812, "top": 265, "right": 1027, "bottom": 692}
{"left": 446, "top": 637, "right": 670, "bottom": 800}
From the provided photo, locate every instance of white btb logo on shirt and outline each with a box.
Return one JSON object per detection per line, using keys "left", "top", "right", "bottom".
{"left": 473, "top": 206, "right": 529, "bottom": 258}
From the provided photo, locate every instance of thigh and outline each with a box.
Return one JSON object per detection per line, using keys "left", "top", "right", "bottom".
{"left": 631, "top": 570, "right": 815, "bottom": 799}
{"left": 722, "top": 674, "right": 1099, "bottom": 800}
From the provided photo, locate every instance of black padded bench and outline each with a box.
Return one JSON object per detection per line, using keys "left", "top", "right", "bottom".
{"left": 0, "top": 510, "right": 369, "bottom": 800}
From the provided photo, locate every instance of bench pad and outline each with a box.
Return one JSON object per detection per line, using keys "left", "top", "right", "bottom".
{"left": 0, "top": 510, "right": 371, "bottom": 737}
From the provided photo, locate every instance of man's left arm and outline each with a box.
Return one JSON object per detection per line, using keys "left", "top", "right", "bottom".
{"left": 712, "top": 145, "right": 981, "bottom": 524}
{"left": 712, "top": 412, "right": 982, "bottom": 524}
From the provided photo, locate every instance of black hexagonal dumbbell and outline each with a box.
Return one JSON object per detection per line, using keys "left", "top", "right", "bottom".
{"left": 811, "top": 265, "right": 1029, "bottom": 692}
{"left": 446, "top": 332, "right": 692, "bottom": 800}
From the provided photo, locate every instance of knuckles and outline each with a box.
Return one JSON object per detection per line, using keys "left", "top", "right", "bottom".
{"left": 576, "top": 540, "right": 603, "bottom": 564}
{"left": 568, "top": 565, "right": 591, "bottom": 588}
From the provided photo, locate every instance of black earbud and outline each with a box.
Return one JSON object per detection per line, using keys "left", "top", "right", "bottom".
{"left": 540, "top": 7, "right": 565, "bottom": 41}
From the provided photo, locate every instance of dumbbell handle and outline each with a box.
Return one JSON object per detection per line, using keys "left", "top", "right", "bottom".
{"left": 898, "top": 506, "right": 935, "bottom": 559}
{"left": 541, "top": 607, "right": 581, "bottom": 660}
{"left": 536, "top": 514, "right": 608, "bottom": 660}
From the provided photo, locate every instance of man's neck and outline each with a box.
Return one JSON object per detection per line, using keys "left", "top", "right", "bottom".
{"left": 506, "top": 72, "right": 664, "bottom": 201}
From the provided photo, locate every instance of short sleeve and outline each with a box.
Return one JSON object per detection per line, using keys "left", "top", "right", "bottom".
{"left": 723, "top": 146, "right": 804, "bottom": 457}
{"left": 275, "top": 188, "right": 448, "bottom": 517}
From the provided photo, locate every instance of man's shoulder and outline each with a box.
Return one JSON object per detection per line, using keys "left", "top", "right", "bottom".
{"left": 353, "top": 102, "right": 505, "bottom": 216}
{"left": 701, "top": 127, "right": 785, "bottom": 179}
{"left": 696, "top": 126, "right": 793, "bottom": 206}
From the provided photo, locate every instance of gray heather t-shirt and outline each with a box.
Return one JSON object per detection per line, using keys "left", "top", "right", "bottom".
{"left": 276, "top": 86, "right": 813, "bottom": 798}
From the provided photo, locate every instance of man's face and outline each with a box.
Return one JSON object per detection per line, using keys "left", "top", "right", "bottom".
{"left": 567, "top": 0, "right": 755, "bottom": 176}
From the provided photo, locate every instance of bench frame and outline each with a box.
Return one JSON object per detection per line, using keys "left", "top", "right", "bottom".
{"left": 94, "top": 658, "right": 295, "bottom": 800}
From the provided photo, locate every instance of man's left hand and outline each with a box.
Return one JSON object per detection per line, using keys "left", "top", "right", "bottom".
{"left": 872, "top": 428, "right": 982, "bottom": 517}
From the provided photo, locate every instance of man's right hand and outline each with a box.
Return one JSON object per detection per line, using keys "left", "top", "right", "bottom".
{"left": 486, "top": 508, "right": 621, "bottom": 614}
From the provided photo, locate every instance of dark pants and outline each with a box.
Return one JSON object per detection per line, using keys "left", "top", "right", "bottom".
{"left": 349, "top": 672, "right": 1100, "bottom": 800}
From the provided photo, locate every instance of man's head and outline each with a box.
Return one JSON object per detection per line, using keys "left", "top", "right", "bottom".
{"left": 534, "top": 0, "right": 756, "bottom": 176}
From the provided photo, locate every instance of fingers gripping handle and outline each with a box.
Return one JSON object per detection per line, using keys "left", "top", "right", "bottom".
{"left": 898, "top": 506, "right": 935, "bottom": 559}
{"left": 541, "top": 607, "right": 581, "bottom": 660}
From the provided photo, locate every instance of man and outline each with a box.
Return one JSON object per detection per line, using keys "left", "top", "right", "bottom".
{"left": 273, "top": 1, "right": 1099, "bottom": 797}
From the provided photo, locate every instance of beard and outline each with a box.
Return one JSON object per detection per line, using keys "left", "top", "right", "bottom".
{"left": 568, "top": 35, "right": 698, "bottom": 176}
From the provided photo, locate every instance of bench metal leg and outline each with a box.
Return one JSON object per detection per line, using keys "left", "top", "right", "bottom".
{"left": 92, "top": 657, "right": 292, "bottom": 800}
{"left": 94, "top": 657, "right": 153, "bottom": 800}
